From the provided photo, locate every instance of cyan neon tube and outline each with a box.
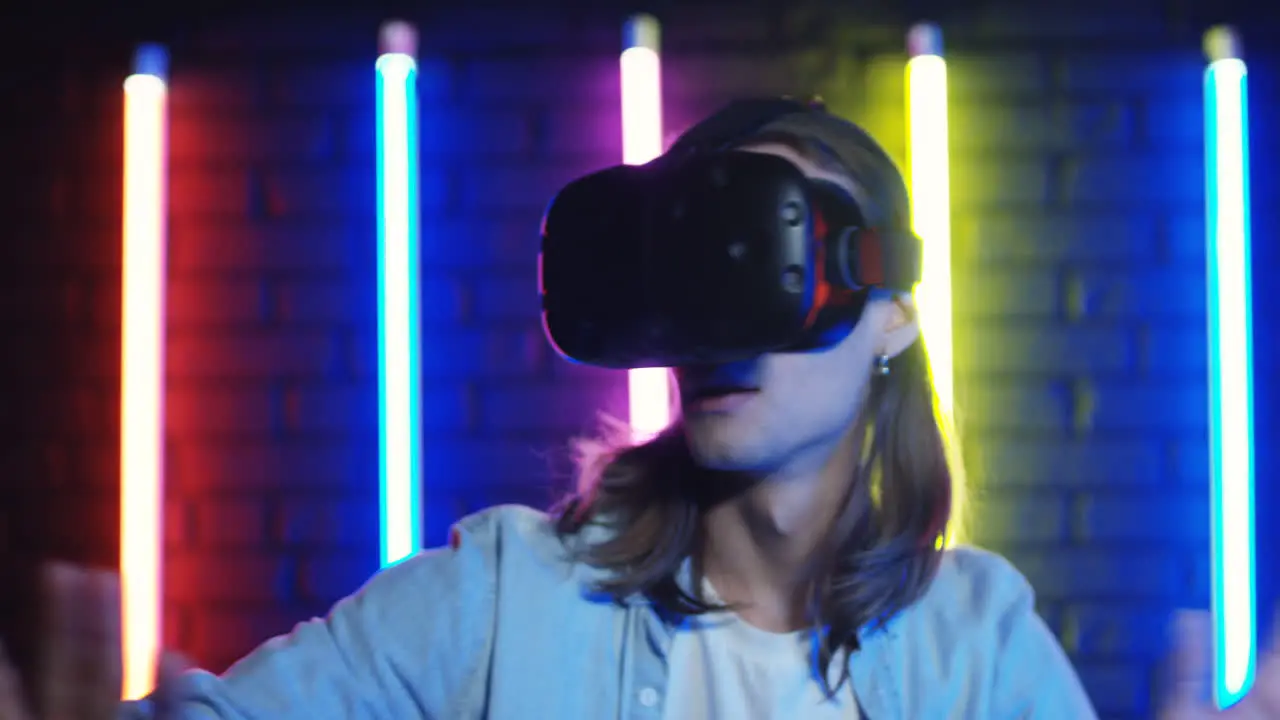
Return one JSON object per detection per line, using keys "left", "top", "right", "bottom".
{"left": 1203, "top": 23, "right": 1257, "bottom": 711}
{"left": 376, "top": 20, "right": 423, "bottom": 567}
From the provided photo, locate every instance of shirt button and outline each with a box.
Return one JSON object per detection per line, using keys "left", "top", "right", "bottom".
{"left": 638, "top": 687, "right": 660, "bottom": 707}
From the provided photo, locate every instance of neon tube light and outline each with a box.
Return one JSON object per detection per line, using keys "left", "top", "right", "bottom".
{"left": 376, "top": 20, "right": 423, "bottom": 567}
{"left": 905, "top": 23, "right": 954, "bottom": 421}
{"left": 120, "top": 43, "right": 168, "bottom": 701}
{"left": 905, "top": 23, "right": 961, "bottom": 546}
{"left": 1203, "top": 24, "right": 1257, "bottom": 710}
{"left": 621, "top": 14, "right": 670, "bottom": 441}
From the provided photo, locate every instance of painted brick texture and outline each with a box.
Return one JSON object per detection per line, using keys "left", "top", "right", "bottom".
{"left": 1, "top": 3, "right": 1278, "bottom": 719}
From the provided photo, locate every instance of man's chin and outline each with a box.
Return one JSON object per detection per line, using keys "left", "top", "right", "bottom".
{"left": 683, "top": 429, "right": 766, "bottom": 473}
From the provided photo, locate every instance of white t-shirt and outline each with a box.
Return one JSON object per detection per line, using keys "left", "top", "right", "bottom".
{"left": 662, "top": 584, "right": 861, "bottom": 720}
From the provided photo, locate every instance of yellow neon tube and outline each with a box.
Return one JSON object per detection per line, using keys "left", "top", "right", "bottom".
{"left": 905, "top": 23, "right": 960, "bottom": 546}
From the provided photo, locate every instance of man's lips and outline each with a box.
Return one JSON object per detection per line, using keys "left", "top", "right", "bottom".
{"left": 683, "top": 387, "right": 760, "bottom": 413}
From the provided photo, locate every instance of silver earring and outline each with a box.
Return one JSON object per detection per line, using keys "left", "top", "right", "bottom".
{"left": 875, "top": 354, "right": 891, "bottom": 376}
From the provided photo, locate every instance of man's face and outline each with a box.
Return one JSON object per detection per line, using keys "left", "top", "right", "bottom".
{"left": 675, "top": 143, "right": 905, "bottom": 476}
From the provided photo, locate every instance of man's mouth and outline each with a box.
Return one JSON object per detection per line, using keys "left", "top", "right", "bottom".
{"left": 684, "top": 385, "right": 760, "bottom": 413}
{"left": 688, "top": 384, "right": 759, "bottom": 399}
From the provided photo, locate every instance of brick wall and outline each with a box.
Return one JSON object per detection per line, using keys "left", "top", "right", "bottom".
{"left": 1, "top": 2, "right": 1278, "bottom": 718}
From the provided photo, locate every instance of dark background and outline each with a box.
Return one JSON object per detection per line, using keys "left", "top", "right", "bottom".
{"left": 1, "top": 0, "right": 1277, "bottom": 717}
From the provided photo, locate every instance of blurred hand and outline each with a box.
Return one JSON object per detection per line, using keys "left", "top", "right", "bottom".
{"left": 0, "top": 637, "right": 34, "bottom": 719}
{"left": 41, "top": 563, "right": 123, "bottom": 719}
{"left": 0, "top": 563, "right": 189, "bottom": 720}
{"left": 1160, "top": 608, "right": 1280, "bottom": 719}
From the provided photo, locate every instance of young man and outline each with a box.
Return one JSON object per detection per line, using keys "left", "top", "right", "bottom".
{"left": 129, "top": 99, "right": 1096, "bottom": 718}
{"left": 2, "top": 99, "right": 1276, "bottom": 720}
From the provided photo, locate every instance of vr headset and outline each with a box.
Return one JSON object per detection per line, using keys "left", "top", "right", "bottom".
{"left": 538, "top": 99, "right": 922, "bottom": 370}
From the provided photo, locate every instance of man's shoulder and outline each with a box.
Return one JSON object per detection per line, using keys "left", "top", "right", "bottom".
{"left": 937, "top": 545, "right": 1034, "bottom": 601}
{"left": 445, "top": 503, "right": 564, "bottom": 557}
{"left": 448, "top": 503, "right": 588, "bottom": 576}
{"left": 454, "top": 502, "right": 557, "bottom": 537}
{"left": 902, "top": 545, "right": 1037, "bottom": 632}
{"left": 368, "top": 504, "right": 579, "bottom": 606}
{"left": 887, "top": 548, "right": 1096, "bottom": 716}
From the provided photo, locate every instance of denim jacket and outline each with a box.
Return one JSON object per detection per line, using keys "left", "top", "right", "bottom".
{"left": 119, "top": 504, "right": 1098, "bottom": 719}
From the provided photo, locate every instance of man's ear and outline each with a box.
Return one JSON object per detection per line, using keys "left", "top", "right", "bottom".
{"left": 879, "top": 293, "right": 920, "bottom": 359}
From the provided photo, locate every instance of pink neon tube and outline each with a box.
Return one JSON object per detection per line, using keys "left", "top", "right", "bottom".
{"left": 620, "top": 14, "right": 669, "bottom": 439}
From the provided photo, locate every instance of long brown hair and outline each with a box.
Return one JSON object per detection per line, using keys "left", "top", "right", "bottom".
{"left": 554, "top": 126, "right": 956, "bottom": 694}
